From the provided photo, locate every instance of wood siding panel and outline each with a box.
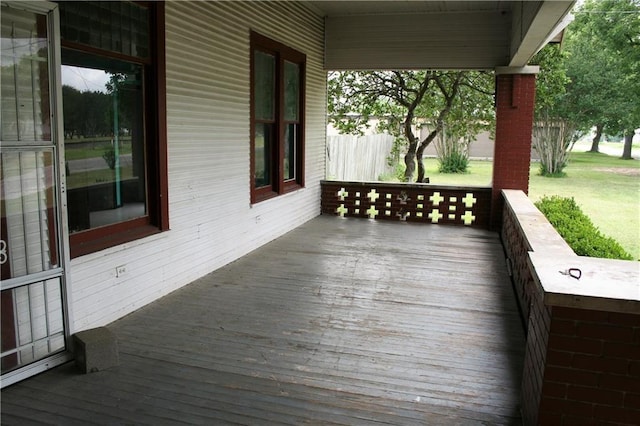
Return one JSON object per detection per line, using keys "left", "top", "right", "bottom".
{"left": 68, "top": 2, "right": 326, "bottom": 332}
{"left": 325, "top": 12, "right": 510, "bottom": 70}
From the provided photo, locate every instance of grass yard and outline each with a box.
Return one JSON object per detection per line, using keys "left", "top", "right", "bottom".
{"left": 417, "top": 146, "right": 640, "bottom": 260}
{"left": 529, "top": 152, "right": 639, "bottom": 260}
{"left": 65, "top": 137, "right": 133, "bottom": 161}
{"left": 66, "top": 166, "right": 135, "bottom": 189}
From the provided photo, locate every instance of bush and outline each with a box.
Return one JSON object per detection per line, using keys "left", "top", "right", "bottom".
{"left": 438, "top": 151, "right": 469, "bottom": 173}
{"left": 535, "top": 196, "right": 633, "bottom": 260}
{"left": 102, "top": 147, "right": 116, "bottom": 170}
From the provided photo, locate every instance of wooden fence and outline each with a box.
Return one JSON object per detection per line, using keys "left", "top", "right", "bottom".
{"left": 326, "top": 134, "right": 395, "bottom": 181}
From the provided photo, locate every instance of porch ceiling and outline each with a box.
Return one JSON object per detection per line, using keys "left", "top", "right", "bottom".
{"left": 309, "top": 0, "right": 575, "bottom": 70}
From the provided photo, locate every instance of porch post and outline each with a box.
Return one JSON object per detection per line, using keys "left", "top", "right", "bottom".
{"left": 490, "top": 66, "right": 539, "bottom": 230}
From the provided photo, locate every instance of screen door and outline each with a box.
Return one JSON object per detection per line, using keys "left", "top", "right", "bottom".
{"left": 1, "top": 1, "right": 71, "bottom": 387}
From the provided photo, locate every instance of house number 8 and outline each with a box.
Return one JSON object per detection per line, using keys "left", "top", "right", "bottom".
{"left": 0, "top": 240, "right": 7, "bottom": 265}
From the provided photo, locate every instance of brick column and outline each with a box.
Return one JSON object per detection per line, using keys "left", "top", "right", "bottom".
{"left": 491, "top": 66, "right": 539, "bottom": 230}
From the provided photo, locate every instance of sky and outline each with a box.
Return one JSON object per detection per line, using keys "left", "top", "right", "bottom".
{"left": 61, "top": 65, "right": 110, "bottom": 93}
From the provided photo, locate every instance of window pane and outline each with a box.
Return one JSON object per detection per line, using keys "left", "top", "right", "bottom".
{"left": 284, "top": 61, "right": 299, "bottom": 122}
{"left": 58, "top": 1, "right": 149, "bottom": 59}
{"left": 284, "top": 124, "right": 297, "bottom": 181}
{"left": 254, "top": 123, "right": 273, "bottom": 188}
{"left": 254, "top": 51, "right": 275, "bottom": 121}
{"left": 0, "top": 6, "right": 51, "bottom": 142}
{"left": 1, "top": 150, "right": 59, "bottom": 279}
{"left": 61, "top": 51, "right": 146, "bottom": 233}
{"left": 1, "top": 278, "right": 66, "bottom": 374}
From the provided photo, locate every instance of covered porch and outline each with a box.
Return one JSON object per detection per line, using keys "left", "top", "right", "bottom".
{"left": 5, "top": 1, "right": 639, "bottom": 423}
{"left": 1, "top": 215, "right": 526, "bottom": 424}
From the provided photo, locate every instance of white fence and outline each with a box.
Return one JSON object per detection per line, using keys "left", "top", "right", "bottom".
{"left": 326, "top": 134, "right": 395, "bottom": 181}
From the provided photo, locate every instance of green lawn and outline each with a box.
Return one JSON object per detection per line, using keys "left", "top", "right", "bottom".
{"left": 65, "top": 137, "right": 132, "bottom": 161}
{"left": 66, "top": 166, "right": 134, "bottom": 189}
{"left": 529, "top": 152, "right": 639, "bottom": 260}
{"left": 417, "top": 150, "right": 640, "bottom": 260}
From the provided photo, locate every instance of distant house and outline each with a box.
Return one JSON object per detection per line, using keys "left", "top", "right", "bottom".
{"left": 419, "top": 129, "right": 541, "bottom": 160}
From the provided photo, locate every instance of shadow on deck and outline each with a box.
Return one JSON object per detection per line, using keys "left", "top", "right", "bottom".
{"left": 1, "top": 216, "right": 526, "bottom": 425}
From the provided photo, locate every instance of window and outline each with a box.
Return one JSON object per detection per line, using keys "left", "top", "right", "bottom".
{"left": 250, "top": 32, "right": 305, "bottom": 203}
{"left": 58, "top": 1, "right": 168, "bottom": 257}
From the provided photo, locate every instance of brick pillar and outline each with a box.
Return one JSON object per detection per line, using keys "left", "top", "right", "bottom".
{"left": 491, "top": 67, "right": 539, "bottom": 230}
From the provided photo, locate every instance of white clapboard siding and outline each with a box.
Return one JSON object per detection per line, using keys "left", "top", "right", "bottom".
{"left": 326, "top": 134, "right": 395, "bottom": 182}
{"left": 69, "top": 2, "right": 326, "bottom": 331}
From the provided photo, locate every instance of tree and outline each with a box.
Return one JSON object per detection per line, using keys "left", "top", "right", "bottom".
{"left": 328, "top": 71, "right": 493, "bottom": 182}
{"left": 531, "top": 44, "right": 576, "bottom": 176}
{"left": 62, "top": 85, "right": 83, "bottom": 139}
{"left": 61, "top": 85, "right": 110, "bottom": 138}
{"left": 430, "top": 77, "right": 495, "bottom": 173}
{"left": 565, "top": 0, "right": 640, "bottom": 158}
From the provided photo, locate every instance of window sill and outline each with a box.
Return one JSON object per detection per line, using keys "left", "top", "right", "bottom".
{"left": 70, "top": 224, "right": 163, "bottom": 259}
{"left": 251, "top": 183, "right": 303, "bottom": 205}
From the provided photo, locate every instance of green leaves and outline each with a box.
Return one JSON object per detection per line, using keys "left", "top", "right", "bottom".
{"left": 564, "top": 0, "right": 640, "bottom": 134}
{"left": 535, "top": 196, "right": 634, "bottom": 260}
{"left": 327, "top": 70, "right": 495, "bottom": 181}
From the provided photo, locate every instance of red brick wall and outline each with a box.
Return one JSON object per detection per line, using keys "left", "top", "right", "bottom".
{"left": 502, "top": 191, "right": 640, "bottom": 425}
{"left": 491, "top": 73, "right": 537, "bottom": 230}
{"left": 522, "top": 284, "right": 552, "bottom": 425}
{"left": 501, "top": 202, "right": 535, "bottom": 322}
{"left": 538, "top": 307, "right": 640, "bottom": 425}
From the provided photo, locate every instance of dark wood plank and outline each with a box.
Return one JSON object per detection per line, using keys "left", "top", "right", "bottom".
{"left": 1, "top": 216, "right": 525, "bottom": 425}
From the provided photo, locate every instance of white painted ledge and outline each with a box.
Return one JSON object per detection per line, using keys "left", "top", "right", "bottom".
{"left": 503, "top": 189, "right": 640, "bottom": 315}
{"left": 529, "top": 247, "right": 640, "bottom": 314}
{"left": 502, "top": 189, "right": 574, "bottom": 255}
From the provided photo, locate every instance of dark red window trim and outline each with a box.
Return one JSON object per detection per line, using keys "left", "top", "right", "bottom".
{"left": 65, "top": 2, "right": 168, "bottom": 259}
{"left": 250, "top": 31, "right": 305, "bottom": 204}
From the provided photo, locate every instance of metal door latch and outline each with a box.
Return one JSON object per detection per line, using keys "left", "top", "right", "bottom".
{"left": 559, "top": 268, "right": 582, "bottom": 280}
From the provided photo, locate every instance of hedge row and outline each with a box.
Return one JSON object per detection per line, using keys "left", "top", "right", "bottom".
{"left": 535, "top": 196, "right": 634, "bottom": 260}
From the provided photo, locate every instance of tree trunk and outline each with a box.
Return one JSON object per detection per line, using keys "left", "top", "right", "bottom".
{"left": 403, "top": 113, "right": 418, "bottom": 181}
{"left": 415, "top": 132, "right": 437, "bottom": 183}
{"left": 415, "top": 147, "right": 426, "bottom": 183}
{"left": 403, "top": 147, "right": 416, "bottom": 181}
{"left": 621, "top": 131, "right": 634, "bottom": 159}
{"left": 589, "top": 123, "right": 603, "bottom": 152}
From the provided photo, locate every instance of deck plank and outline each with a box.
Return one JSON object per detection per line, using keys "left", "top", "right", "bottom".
{"left": 2, "top": 216, "right": 525, "bottom": 425}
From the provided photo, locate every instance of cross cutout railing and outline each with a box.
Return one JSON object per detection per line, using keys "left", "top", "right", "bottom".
{"left": 321, "top": 181, "right": 491, "bottom": 228}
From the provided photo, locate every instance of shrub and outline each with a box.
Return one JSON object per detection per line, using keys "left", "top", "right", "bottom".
{"left": 438, "top": 151, "right": 469, "bottom": 173}
{"left": 434, "top": 131, "right": 470, "bottom": 174}
{"left": 102, "top": 147, "right": 116, "bottom": 170}
{"left": 535, "top": 196, "right": 633, "bottom": 260}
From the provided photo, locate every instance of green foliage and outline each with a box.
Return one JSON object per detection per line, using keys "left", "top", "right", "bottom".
{"left": 531, "top": 44, "right": 570, "bottom": 119}
{"left": 530, "top": 45, "right": 579, "bottom": 176}
{"left": 529, "top": 0, "right": 640, "bottom": 163}
{"left": 538, "top": 163, "right": 566, "bottom": 178}
{"left": 433, "top": 126, "right": 470, "bottom": 173}
{"left": 62, "top": 85, "right": 112, "bottom": 138}
{"left": 438, "top": 151, "right": 468, "bottom": 174}
{"left": 327, "top": 70, "right": 494, "bottom": 182}
{"left": 386, "top": 135, "right": 406, "bottom": 167}
{"left": 563, "top": 0, "right": 640, "bottom": 142}
{"left": 102, "top": 147, "right": 116, "bottom": 170}
{"left": 535, "top": 196, "right": 633, "bottom": 260}
{"left": 377, "top": 162, "right": 408, "bottom": 182}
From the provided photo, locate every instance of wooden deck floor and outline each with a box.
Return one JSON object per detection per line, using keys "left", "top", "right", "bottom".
{"left": 1, "top": 216, "right": 525, "bottom": 425}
